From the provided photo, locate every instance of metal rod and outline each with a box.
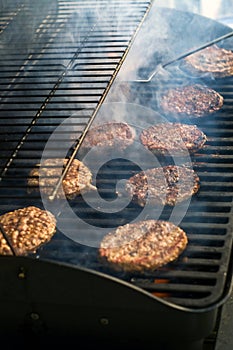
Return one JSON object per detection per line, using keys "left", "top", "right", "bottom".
{"left": 0, "top": 223, "right": 17, "bottom": 256}
{"left": 134, "top": 30, "right": 233, "bottom": 83}
{"left": 0, "top": 17, "right": 102, "bottom": 183}
{"left": 48, "top": 4, "right": 153, "bottom": 201}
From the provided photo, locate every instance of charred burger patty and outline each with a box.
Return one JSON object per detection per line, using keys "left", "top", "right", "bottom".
{"left": 99, "top": 219, "right": 188, "bottom": 272}
{"left": 28, "top": 158, "right": 96, "bottom": 199}
{"left": 81, "top": 121, "right": 135, "bottom": 151}
{"left": 0, "top": 206, "right": 56, "bottom": 255}
{"left": 140, "top": 122, "right": 207, "bottom": 156}
{"left": 159, "top": 84, "right": 224, "bottom": 117}
{"left": 125, "top": 165, "right": 200, "bottom": 207}
{"left": 183, "top": 44, "right": 233, "bottom": 77}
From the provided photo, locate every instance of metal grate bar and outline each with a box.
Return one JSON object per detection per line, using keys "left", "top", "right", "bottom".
{"left": 1, "top": 1, "right": 233, "bottom": 309}
{"left": 0, "top": 1, "right": 151, "bottom": 181}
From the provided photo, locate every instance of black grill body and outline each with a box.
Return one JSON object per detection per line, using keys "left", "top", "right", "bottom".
{"left": 0, "top": 2, "right": 233, "bottom": 349}
{"left": 0, "top": 256, "right": 219, "bottom": 350}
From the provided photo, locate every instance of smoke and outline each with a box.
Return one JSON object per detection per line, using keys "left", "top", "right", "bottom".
{"left": 114, "top": 5, "right": 231, "bottom": 83}
{"left": 39, "top": 100, "right": 194, "bottom": 248}
{"left": 32, "top": 3, "right": 232, "bottom": 253}
{"left": 0, "top": 0, "right": 58, "bottom": 51}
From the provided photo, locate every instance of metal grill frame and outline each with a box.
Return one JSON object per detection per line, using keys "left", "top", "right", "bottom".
{"left": 0, "top": 0, "right": 233, "bottom": 317}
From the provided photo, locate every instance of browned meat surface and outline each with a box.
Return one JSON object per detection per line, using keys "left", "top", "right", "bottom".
{"left": 0, "top": 206, "right": 56, "bottom": 255}
{"left": 81, "top": 122, "right": 135, "bottom": 151}
{"left": 140, "top": 122, "right": 207, "bottom": 156}
{"left": 99, "top": 219, "right": 188, "bottom": 272}
{"left": 183, "top": 44, "right": 233, "bottom": 77}
{"left": 28, "top": 158, "right": 96, "bottom": 199}
{"left": 159, "top": 84, "right": 224, "bottom": 117}
{"left": 125, "top": 165, "right": 200, "bottom": 206}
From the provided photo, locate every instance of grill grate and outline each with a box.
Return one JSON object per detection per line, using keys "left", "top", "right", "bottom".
{"left": 95, "top": 75, "right": 233, "bottom": 308}
{"left": 0, "top": 0, "right": 151, "bottom": 174}
{"left": 1, "top": 1, "right": 233, "bottom": 311}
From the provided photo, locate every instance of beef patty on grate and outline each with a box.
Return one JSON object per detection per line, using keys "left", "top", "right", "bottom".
{"left": 182, "top": 44, "right": 233, "bottom": 77}
{"left": 0, "top": 206, "right": 56, "bottom": 255}
{"left": 125, "top": 165, "right": 200, "bottom": 207}
{"left": 159, "top": 84, "right": 224, "bottom": 118}
{"left": 81, "top": 121, "right": 136, "bottom": 151}
{"left": 140, "top": 122, "right": 207, "bottom": 156}
{"left": 99, "top": 219, "right": 188, "bottom": 272}
{"left": 28, "top": 158, "right": 96, "bottom": 199}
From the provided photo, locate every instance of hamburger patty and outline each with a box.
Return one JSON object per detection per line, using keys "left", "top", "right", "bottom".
{"left": 28, "top": 158, "right": 96, "bottom": 199}
{"left": 81, "top": 121, "right": 135, "bottom": 151}
{"left": 99, "top": 219, "right": 188, "bottom": 272}
{"left": 125, "top": 165, "right": 200, "bottom": 207}
{"left": 140, "top": 122, "right": 207, "bottom": 156}
{"left": 0, "top": 206, "right": 56, "bottom": 255}
{"left": 183, "top": 44, "right": 233, "bottom": 77}
{"left": 159, "top": 84, "right": 224, "bottom": 117}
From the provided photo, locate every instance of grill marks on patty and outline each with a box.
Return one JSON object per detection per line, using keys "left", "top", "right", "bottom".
{"left": 0, "top": 206, "right": 56, "bottom": 256}
{"left": 183, "top": 44, "right": 233, "bottom": 77}
{"left": 125, "top": 165, "right": 200, "bottom": 207}
{"left": 28, "top": 158, "right": 96, "bottom": 199}
{"left": 159, "top": 84, "right": 224, "bottom": 117}
{"left": 99, "top": 220, "right": 188, "bottom": 272}
{"left": 81, "top": 121, "right": 136, "bottom": 151}
{"left": 140, "top": 122, "right": 207, "bottom": 156}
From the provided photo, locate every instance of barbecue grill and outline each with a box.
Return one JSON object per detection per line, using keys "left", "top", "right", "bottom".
{"left": 1, "top": 1, "right": 233, "bottom": 349}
